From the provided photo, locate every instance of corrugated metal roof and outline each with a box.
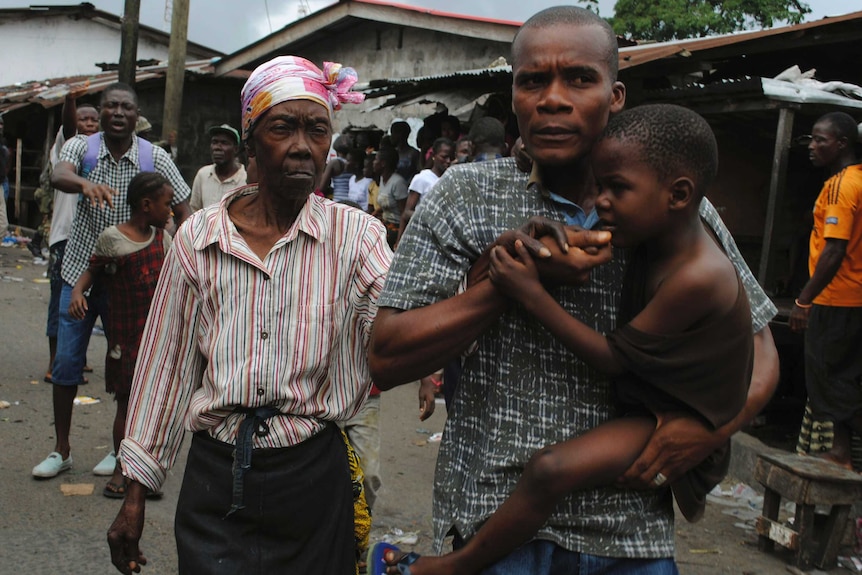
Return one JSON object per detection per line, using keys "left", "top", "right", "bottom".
{"left": 0, "top": 59, "right": 223, "bottom": 114}
{"left": 617, "top": 10, "right": 862, "bottom": 70}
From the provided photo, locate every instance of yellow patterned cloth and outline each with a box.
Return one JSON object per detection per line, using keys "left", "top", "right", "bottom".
{"left": 340, "top": 428, "right": 371, "bottom": 574}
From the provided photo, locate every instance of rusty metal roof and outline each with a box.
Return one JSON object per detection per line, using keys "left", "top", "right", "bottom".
{"left": 0, "top": 59, "right": 250, "bottom": 115}
{"left": 617, "top": 10, "right": 862, "bottom": 70}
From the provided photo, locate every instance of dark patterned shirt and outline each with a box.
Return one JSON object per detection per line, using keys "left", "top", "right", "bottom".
{"left": 58, "top": 134, "right": 190, "bottom": 286}
{"left": 379, "top": 158, "right": 776, "bottom": 557}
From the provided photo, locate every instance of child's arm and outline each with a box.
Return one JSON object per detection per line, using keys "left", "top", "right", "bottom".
{"left": 490, "top": 241, "right": 727, "bottom": 376}
{"left": 68, "top": 264, "right": 102, "bottom": 320}
{"left": 490, "top": 240, "right": 624, "bottom": 375}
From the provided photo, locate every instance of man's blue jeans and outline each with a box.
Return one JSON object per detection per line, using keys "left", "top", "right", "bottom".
{"left": 456, "top": 538, "right": 678, "bottom": 575}
{"left": 51, "top": 281, "right": 108, "bottom": 386}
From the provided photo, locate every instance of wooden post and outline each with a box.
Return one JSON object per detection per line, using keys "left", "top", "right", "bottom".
{"left": 162, "top": 0, "right": 190, "bottom": 144}
{"left": 757, "top": 106, "right": 795, "bottom": 285}
{"left": 118, "top": 0, "right": 141, "bottom": 86}
{"left": 14, "top": 138, "right": 22, "bottom": 219}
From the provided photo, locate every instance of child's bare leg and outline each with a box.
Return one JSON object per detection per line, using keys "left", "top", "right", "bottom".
{"left": 109, "top": 396, "right": 129, "bottom": 488}
{"left": 389, "top": 416, "right": 656, "bottom": 575}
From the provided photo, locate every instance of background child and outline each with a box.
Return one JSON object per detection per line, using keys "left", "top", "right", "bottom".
{"left": 69, "top": 171, "right": 174, "bottom": 498}
{"left": 376, "top": 104, "right": 754, "bottom": 575}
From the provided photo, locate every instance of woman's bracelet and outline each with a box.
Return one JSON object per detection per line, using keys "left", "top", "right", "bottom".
{"left": 794, "top": 298, "right": 813, "bottom": 309}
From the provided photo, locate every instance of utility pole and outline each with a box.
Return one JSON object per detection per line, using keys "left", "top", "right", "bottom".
{"left": 118, "top": 0, "right": 141, "bottom": 86}
{"left": 162, "top": 0, "right": 190, "bottom": 144}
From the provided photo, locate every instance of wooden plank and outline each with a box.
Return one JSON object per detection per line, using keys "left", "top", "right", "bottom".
{"left": 755, "top": 516, "right": 798, "bottom": 549}
{"left": 760, "top": 452, "right": 862, "bottom": 484}
{"left": 758, "top": 488, "right": 781, "bottom": 552}
{"left": 795, "top": 504, "right": 816, "bottom": 570}
{"left": 816, "top": 505, "right": 851, "bottom": 570}
{"left": 14, "top": 137, "right": 22, "bottom": 218}
{"left": 758, "top": 106, "right": 793, "bottom": 284}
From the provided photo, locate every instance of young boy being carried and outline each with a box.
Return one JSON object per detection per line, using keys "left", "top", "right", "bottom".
{"left": 373, "top": 104, "right": 754, "bottom": 575}
{"left": 69, "top": 172, "right": 174, "bottom": 499}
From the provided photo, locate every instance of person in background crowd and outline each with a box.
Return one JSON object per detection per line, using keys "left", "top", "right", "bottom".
{"left": 41, "top": 92, "right": 100, "bottom": 387}
{"left": 390, "top": 121, "right": 421, "bottom": 183}
{"left": 32, "top": 82, "right": 191, "bottom": 480}
{"left": 790, "top": 111, "right": 862, "bottom": 469}
{"left": 68, "top": 172, "right": 175, "bottom": 499}
{"left": 398, "top": 137, "right": 454, "bottom": 244}
{"left": 372, "top": 146, "right": 408, "bottom": 248}
{"left": 189, "top": 124, "right": 247, "bottom": 211}
{"left": 468, "top": 117, "right": 508, "bottom": 162}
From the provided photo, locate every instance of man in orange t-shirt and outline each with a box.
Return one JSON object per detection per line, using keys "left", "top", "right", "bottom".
{"left": 790, "top": 111, "right": 862, "bottom": 468}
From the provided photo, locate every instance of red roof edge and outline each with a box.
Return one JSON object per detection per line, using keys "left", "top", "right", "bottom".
{"left": 350, "top": 0, "right": 523, "bottom": 27}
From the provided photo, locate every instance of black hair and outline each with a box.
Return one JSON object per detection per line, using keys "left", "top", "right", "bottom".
{"left": 431, "top": 137, "right": 454, "bottom": 154}
{"left": 377, "top": 146, "right": 399, "bottom": 171}
{"left": 442, "top": 115, "right": 461, "bottom": 134}
{"left": 127, "top": 171, "right": 170, "bottom": 210}
{"left": 816, "top": 112, "right": 859, "bottom": 143}
{"left": 468, "top": 117, "right": 506, "bottom": 149}
{"left": 390, "top": 121, "right": 411, "bottom": 136}
{"left": 602, "top": 104, "right": 718, "bottom": 193}
{"left": 513, "top": 6, "right": 618, "bottom": 80}
{"left": 347, "top": 148, "right": 366, "bottom": 165}
{"left": 100, "top": 82, "right": 138, "bottom": 106}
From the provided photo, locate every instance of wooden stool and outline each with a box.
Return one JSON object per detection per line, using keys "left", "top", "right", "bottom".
{"left": 754, "top": 452, "right": 862, "bottom": 570}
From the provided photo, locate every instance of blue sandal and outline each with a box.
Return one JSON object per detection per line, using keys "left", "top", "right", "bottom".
{"left": 366, "top": 542, "right": 420, "bottom": 575}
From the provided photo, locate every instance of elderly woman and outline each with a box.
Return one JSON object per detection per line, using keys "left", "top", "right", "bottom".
{"left": 107, "top": 56, "right": 391, "bottom": 575}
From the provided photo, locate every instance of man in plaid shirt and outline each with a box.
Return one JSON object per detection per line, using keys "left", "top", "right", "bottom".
{"left": 32, "top": 82, "right": 191, "bottom": 480}
{"left": 370, "top": 6, "right": 779, "bottom": 574}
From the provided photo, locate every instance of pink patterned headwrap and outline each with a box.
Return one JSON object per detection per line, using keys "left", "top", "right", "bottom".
{"left": 241, "top": 55, "right": 365, "bottom": 141}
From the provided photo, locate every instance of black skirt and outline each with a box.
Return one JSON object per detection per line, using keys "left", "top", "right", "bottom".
{"left": 175, "top": 424, "right": 355, "bottom": 574}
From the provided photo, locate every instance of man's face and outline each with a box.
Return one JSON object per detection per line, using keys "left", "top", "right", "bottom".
{"left": 100, "top": 89, "right": 138, "bottom": 141}
{"left": 512, "top": 24, "right": 625, "bottom": 168}
{"left": 808, "top": 120, "right": 845, "bottom": 168}
{"left": 248, "top": 99, "right": 332, "bottom": 199}
{"left": 210, "top": 133, "right": 237, "bottom": 167}
{"left": 77, "top": 107, "right": 99, "bottom": 136}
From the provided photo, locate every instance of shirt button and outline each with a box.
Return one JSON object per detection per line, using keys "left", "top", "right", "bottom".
{"left": 261, "top": 331, "right": 269, "bottom": 340}
{"left": 257, "top": 388, "right": 265, "bottom": 396}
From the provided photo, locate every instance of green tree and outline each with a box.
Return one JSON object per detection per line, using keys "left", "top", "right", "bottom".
{"left": 581, "top": 0, "right": 811, "bottom": 42}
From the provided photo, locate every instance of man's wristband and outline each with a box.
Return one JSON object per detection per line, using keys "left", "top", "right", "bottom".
{"left": 794, "top": 298, "right": 813, "bottom": 309}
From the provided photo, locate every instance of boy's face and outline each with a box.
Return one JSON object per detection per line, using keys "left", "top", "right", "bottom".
{"left": 147, "top": 185, "right": 175, "bottom": 229}
{"left": 512, "top": 24, "right": 625, "bottom": 169}
{"left": 77, "top": 107, "right": 100, "bottom": 136}
{"left": 592, "top": 137, "right": 668, "bottom": 248}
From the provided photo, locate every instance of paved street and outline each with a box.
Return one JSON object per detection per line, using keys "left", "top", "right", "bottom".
{"left": 0, "top": 241, "right": 831, "bottom": 574}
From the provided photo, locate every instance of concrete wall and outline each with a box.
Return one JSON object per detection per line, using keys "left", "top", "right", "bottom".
{"left": 0, "top": 14, "right": 204, "bottom": 86}
{"left": 294, "top": 24, "right": 512, "bottom": 133}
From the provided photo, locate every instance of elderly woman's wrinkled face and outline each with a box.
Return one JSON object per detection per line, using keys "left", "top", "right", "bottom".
{"left": 248, "top": 99, "right": 332, "bottom": 198}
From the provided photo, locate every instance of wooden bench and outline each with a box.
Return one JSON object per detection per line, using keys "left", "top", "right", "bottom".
{"left": 755, "top": 452, "right": 862, "bottom": 570}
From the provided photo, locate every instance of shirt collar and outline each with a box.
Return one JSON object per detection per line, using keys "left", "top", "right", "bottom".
{"left": 193, "top": 185, "right": 328, "bottom": 252}
{"left": 97, "top": 133, "right": 141, "bottom": 165}
{"left": 525, "top": 162, "right": 599, "bottom": 228}
{"left": 207, "top": 164, "right": 247, "bottom": 184}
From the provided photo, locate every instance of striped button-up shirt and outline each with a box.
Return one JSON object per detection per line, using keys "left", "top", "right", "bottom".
{"left": 380, "top": 158, "right": 776, "bottom": 557}
{"left": 120, "top": 187, "right": 391, "bottom": 491}
{"left": 58, "top": 134, "right": 190, "bottom": 286}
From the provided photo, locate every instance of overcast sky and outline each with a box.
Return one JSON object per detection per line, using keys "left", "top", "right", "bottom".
{"left": 0, "top": 0, "right": 854, "bottom": 54}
